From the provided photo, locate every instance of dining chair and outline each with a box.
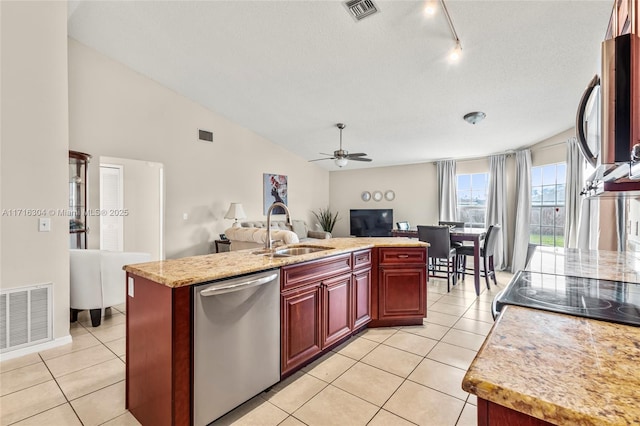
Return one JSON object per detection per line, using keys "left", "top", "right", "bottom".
{"left": 438, "top": 221, "right": 466, "bottom": 274}
{"left": 417, "top": 225, "right": 458, "bottom": 292}
{"left": 457, "top": 224, "right": 501, "bottom": 290}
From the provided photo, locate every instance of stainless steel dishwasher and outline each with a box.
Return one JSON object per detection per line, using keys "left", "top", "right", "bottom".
{"left": 193, "top": 269, "right": 280, "bottom": 425}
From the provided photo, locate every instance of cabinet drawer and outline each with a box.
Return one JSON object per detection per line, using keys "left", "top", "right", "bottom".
{"left": 281, "top": 254, "right": 351, "bottom": 291}
{"left": 378, "top": 247, "right": 426, "bottom": 265}
{"left": 352, "top": 249, "right": 372, "bottom": 270}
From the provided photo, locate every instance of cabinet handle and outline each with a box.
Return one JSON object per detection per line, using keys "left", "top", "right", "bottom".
{"left": 397, "top": 254, "right": 409, "bottom": 258}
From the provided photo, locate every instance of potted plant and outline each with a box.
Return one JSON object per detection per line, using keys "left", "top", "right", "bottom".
{"left": 312, "top": 207, "right": 339, "bottom": 233}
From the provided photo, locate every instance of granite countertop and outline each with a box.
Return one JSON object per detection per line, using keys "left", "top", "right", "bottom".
{"left": 123, "top": 237, "right": 427, "bottom": 288}
{"left": 462, "top": 305, "right": 640, "bottom": 426}
{"left": 527, "top": 246, "right": 640, "bottom": 283}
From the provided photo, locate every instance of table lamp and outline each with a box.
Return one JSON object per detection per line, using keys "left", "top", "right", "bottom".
{"left": 224, "top": 203, "right": 246, "bottom": 227}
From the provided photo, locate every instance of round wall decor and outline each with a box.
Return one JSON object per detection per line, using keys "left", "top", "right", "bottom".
{"left": 372, "top": 190, "right": 383, "bottom": 202}
{"left": 384, "top": 190, "right": 395, "bottom": 201}
{"left": 361, "top": 191, "right": 371, "bottom": 202}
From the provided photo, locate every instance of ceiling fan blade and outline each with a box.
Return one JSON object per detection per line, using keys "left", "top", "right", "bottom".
{"left": 348, "top": 157, "right": 372, "bottom": 162}
{"left": 308, "top": 157, "right": 335, "bottom": 162}
{"left": 346, "top": 153, "right": 368, "bottom": 157}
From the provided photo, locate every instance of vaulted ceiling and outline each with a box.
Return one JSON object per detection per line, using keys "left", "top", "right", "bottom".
{"left": 67, "top": 0, "right": 612, "bottom": 170}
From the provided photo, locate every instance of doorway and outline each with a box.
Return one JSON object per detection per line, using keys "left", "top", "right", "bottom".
{"left": 99, "top": 157, "right": 164, "bottom": 260}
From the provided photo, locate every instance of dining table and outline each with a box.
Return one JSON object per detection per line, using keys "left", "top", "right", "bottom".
{"left": 391, "top": 227, "right": 487, "bottom": 296}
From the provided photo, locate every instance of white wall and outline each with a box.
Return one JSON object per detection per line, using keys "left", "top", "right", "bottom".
{"left": 1, "top": 1, "right": 70, "bottom": 340}
{"left": 329, "top": 163, "right": 439, "bottom": 237}
{"left": 68, "top": 39, "right": 330, "bottom": 258}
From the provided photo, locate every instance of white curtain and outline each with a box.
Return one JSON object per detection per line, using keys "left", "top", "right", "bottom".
{"left": 436, "top": 160, "right": 457, "bottom": 221}
{"left": 511, "top": 149, "right": 532, "bottom": 272}
{"left": 485, "top": 154, "right": 507, "bottom": 270}
{"left": 564, "top": 137, "right": 584, "bottom": 248}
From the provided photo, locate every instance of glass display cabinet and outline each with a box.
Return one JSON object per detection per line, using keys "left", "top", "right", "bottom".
{"left": 69, "top": 150, "right": 91, "bottom": 249}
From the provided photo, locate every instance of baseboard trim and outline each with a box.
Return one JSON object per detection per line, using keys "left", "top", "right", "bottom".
{"left": 0, "top": 335, "right": 72, "bottom": 361}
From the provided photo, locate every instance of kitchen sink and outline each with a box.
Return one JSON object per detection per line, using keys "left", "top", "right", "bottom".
{"left": 274, "top": 246, "right": 330, "bottom": 256}
{"left": 254, "top": 245, "right": 333, "bottom": 257}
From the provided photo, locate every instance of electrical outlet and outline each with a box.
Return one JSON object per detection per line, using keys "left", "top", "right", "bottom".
{"left": 38, "top": 218, "right": 51, "bottom": 232}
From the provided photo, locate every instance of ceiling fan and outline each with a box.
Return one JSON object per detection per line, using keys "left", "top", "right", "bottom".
{"left": 309, "top": 123, "right": 372, "bottom": 168}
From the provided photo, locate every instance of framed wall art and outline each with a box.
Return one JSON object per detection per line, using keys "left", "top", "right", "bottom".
{"left": 263, "top": 173, "right": 288, "bottom": 215}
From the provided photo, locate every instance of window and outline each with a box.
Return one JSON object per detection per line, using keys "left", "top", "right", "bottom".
{"left": 456, "top": 173, "right": 488, "bottom": 228}
{"left": 530, "top": 163, "right": 566, "bottom": 247}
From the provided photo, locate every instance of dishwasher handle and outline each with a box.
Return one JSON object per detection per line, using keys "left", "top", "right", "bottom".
{"left": 200, "top": 272, "right": 278, "bottom": 296}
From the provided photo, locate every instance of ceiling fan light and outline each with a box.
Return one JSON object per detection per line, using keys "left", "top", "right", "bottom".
{"left": 335, "top": 157, "right": 349, "bottom": 167}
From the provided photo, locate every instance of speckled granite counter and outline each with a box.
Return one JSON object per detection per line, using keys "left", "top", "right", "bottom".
{"left": 124, "top": 237, "right": 427, "bottom": 287}
{"left": 527, "top": 246, "right": 640, "bottom": 283}
{"left": 462, "top": 305, "right": 640, "bottom": 425}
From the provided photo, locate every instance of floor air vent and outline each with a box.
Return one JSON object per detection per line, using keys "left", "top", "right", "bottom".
{"left": 344, "top": 0, "right": 379, "bottom": 21}
{"left": 1, "top": 284, "right": 52, "bottom": 353}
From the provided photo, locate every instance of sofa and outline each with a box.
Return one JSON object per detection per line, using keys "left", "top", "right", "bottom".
{"left": 224, "top": 220, "right": 331, "bottom": 251}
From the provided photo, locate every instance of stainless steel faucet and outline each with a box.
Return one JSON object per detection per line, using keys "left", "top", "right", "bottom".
{"left": 265, "top": 202, "right": 292, "bottom": 250}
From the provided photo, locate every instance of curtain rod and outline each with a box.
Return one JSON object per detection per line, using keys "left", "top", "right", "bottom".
{"left": 529, "top": 139, "right": 569, "bottom": 152}
{"left": 432, "top": 151, "right": 514, "bottom": 164}
{"left": 431, "top": 137, "right": 572, "bottom": 164}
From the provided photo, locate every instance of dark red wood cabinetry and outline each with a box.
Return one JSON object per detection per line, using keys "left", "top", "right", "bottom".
{"left": 321, "top": 273, "right": 352, "bottom": 348}
{"left": 371, "top": 247, "right": 427, "bottom": 327}
{"left": 280, "top": 250, "right": 372, "bottom": 376}
{"left": 125, "top": 274, "right": 191, "bottom": 426}
{"left": 477, "top": 399, "right": 554, "bottom": 426}
{"left": 352, "top": 249, "right": 372, "bottom": 329}
{"left": 281, "top": 283, "right": 322, "bottom": 374}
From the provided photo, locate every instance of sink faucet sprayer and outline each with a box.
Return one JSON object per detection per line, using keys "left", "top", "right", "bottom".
{"left": 265, "top": 202, "right": 291, "bottom": 250}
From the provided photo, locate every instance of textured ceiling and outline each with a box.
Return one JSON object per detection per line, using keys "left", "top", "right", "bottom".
{"left": 67, "top": 0, "right": 612, "bottom": 170}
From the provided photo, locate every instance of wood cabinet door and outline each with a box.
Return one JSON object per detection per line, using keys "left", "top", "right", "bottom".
{"left": 477, "top": 399, "right": 554, "bottom": 426}
{"left": 281, "top": 284, "right": 322, "bottom": 375}
{"left": 321, "top": 274, "right": 352, "bottom": 348}
{"left": 352, "top": 269, "right": 371, "bottom": 329}
{"left": 379, "top": 267, "right": 426, "bottom": 318}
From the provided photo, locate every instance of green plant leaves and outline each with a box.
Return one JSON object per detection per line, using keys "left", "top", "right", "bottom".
{"left": 312, "top": 207, "right": 339, "bottom": 233}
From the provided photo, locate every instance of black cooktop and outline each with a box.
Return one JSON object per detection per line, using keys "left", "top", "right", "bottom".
{"left": 495, "top": 270, "right": 640, "bottom": 327}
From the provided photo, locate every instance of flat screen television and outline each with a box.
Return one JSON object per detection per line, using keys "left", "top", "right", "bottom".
{"left": 350, "top": 209, "right": 393, "bottom": 237}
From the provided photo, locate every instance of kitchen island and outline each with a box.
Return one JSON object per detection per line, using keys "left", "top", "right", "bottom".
{"left": 123, "top": 237, "right": 428, "bottom": 426}
{"left": 462, "top": 247, "right": 640, "bottom": 425}
{"left": 463, "top": 305, "right": 640, "bottom": 425}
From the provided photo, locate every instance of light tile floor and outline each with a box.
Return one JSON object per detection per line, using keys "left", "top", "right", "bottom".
{"left": 0, "top": 272, "right": 511, "bottom": 426}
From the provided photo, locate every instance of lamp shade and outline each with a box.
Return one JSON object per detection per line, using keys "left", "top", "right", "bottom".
{"left": 335, "top": 157, "right": 348, "bottom": 168}
{"left": 224, "top": 203, "right": 246, "bottom": 222}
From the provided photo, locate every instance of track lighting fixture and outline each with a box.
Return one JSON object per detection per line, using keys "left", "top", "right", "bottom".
{"left": 440, "top": 0, "right": 462, "bottom": 62}
{"left": 424, "top": 1, "right": 437, "bottom": 15}
{"left": 425, "top": 0, "right": 463, "bottom": 62}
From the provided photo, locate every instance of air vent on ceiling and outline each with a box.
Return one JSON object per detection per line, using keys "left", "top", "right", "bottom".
{"left": 344, "top": 0, "right": 379, "bottom": 21}
{"left": 198, "top": 129, "right": 213, "bottom": 143}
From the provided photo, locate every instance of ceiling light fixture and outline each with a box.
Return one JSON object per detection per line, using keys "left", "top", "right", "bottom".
{"left": 463, "top": 111, "right": 486, "bottom": 125}
{"left": 424, "top": 1, "right": 437, "bottom": 15}
{"left": 335, "top": 157, "right": 349, "bottom": 168}
{"left": 440, "top": 0, "right": 462, "bottom": 62}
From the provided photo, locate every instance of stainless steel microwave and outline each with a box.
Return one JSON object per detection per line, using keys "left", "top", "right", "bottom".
{"left": 576, "top": 0, "right": 640, "bottom": 197}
